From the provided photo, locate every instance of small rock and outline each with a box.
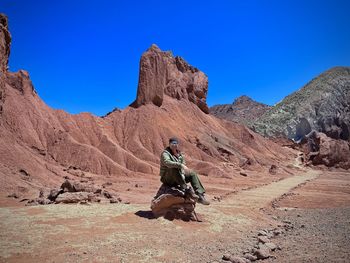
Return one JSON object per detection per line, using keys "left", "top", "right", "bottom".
{"left": 102, "top": 182, "right": 112, "bottom": 188}
{"left": 265, "top": 242, "right": 277, "bottom": 251}
{"left": 7, "top": 193, "right": 18, "bottom": 199}
{"left": 103, "top": 191, "right": 113, "bottom": 199}
{"left": 240, "top": 172, "right": 248, "bottom": 177}
{"left": 258, "top": 236, "right": 270, "bottom": 244}
{"left": 222, "top": 254, "right": 231, "bottom": 261}
{"left": 228, "top": 256, "right": 250, "bottom": 263}
{"left": 244, "top": 253, "right": 257, "bottom": 261}
{"left": 48, "top": 188, "right": 63, "bottom": 201}
{"left": 273, "top": 228, "right": 283, "bottom": 236}
{"left": 258, "top": 230, "right": 268, "bottom": 236}
{"left": 94, "top": 188, "right": 102, "bottom": 194}
{"left": 254, "top": 248, "right": 270, "bottom": 260}
{"left": 110, "top": 198, "right": 119, "bottom": 204}
{"left": 212, "top": 196, "right": 222, "bottom": 202}
{"left": 88, "top": 194, "right": 101, "bottom": 203}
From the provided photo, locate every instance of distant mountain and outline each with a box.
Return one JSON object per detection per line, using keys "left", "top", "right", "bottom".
{"left": 210, "top": 96, "right": 271, "bottom": 126}
{"left": 252, "top": 67, "right": 350, "bottom": 141}
{"left": 210, "top": 68, "right": 350, "bottom": 142}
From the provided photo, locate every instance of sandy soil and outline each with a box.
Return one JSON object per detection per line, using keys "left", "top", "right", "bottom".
{"left": 0, "top": 168, "right": 349, "bottom": 263}
{"left": 264, "top": 170, "right": 350, "bottom": 263}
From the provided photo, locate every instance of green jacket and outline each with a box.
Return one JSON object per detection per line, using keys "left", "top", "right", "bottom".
{"left": 159, "top": 147, "right": 186, "bottom": 181}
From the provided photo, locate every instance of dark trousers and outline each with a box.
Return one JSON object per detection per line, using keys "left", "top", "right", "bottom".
{"left": 161, "top": 170, "right": 205, "bottom": 194}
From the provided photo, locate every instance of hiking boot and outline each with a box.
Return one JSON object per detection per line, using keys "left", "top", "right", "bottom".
{"left": 197, "top": 193, "right": 210, "bottom": 205}
{"left": 184, "top": 187, "right": 197, "bottom": 200}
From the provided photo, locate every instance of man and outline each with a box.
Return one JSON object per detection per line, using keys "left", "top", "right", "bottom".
{"left": 159, "top": 137, "right": 210, "bottom": 205}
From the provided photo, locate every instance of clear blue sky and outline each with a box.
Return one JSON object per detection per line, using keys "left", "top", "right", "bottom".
{"left": 2, "top": 0, "right": 350, "bottom": 116}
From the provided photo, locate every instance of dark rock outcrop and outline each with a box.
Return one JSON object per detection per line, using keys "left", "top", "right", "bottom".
{"left": 252, "top": 67, "right": 350, "bottom": 141}
{"left": 130, "top": 44, "right": 209, "bottom": 113}
{"left": 210, "top": 95, "right": 271, "bottom": 125}
{"left": 0, "top": 13, "right": 11, "bottom": 72}
{"left": 302, "top": 131, "right": 350, "bottom": 169}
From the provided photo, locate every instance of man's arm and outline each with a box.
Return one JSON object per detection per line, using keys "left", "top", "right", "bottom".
{"left": 161, "top": 151, "right": 182, "bottom": 169}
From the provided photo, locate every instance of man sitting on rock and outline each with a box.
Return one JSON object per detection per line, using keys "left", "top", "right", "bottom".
{"left": 159, "top": 137, "right": 210, "bottom": 205}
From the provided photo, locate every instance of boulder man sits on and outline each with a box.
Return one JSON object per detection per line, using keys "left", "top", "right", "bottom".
{"left": 159, "top": 137, "right": 210, "bottom": 205}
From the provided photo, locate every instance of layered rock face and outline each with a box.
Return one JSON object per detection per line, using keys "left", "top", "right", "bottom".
{"left": 130, "top": 44, "right": 209, "bottom": 113}
{"left": 151, "top": 184, "right": 199, "bottom": 221}
{"left": 251, "top": 67, "right": 350, "bottom": 141}
{"left": 210, "top": 96, "right": 271, "bottom": 125}
{"left": 0, "top": 14, "right": 11, "bottom": 73}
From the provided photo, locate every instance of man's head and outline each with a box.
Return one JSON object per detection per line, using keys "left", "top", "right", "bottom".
{"left": 169, "top": 137, "right": 179, "bottom": 152}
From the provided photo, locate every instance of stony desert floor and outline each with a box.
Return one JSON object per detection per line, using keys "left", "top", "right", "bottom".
{"left": 0, "top": 168, "right": 349, "bottom": 263}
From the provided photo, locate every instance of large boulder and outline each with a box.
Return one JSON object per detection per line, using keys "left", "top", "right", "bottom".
{"left": 151, "top": 184, "right": 199, "bottom": 221}
{"left": 55, "top": 192, "right": 92, "bottom": 204}
{"left": 302, "top": 131, "right": 350, "bottom": 169}
{"left": 130, "top": 44, "right": 209, "bottom": 113}
{"left": 60, "top": 179, "right": 99, "bottom": 193}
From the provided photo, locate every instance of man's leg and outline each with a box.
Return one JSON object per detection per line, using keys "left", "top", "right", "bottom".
{"left": 161, "top": 171, "right": 187, "bottom": 188}
{"left": 184, "top": 171, "right": 209, "bottom": 205}
{"left": 185, "top": 171, "right": 205, "bottom": 195}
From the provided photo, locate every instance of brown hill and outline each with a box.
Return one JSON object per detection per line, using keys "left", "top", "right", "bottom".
{"left": 210, "top": 95, "right": 271, "bottom": 126}
{"left": 0, "top": 14, "right": 295, "bottom": 203}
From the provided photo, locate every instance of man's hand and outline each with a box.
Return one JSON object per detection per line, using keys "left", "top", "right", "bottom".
{"left": 181, "top": 164, "right": 192, "bottom": 175}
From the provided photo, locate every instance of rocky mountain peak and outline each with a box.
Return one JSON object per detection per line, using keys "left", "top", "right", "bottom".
{"left": 130, "top": 44, "right": 209, "bottom": 113}
{"left": 233, "top": 95, "right": 253, "bottom": 105}
{"left": 210, "top": 96, "right": 271, "bottom": 125}
{"left": 252, "top": 66, "right": 350, "bottom": 141}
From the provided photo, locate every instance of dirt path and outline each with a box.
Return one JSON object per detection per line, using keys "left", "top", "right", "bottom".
{"left": 0, "top": 169, "right": 320, "bottom": 263}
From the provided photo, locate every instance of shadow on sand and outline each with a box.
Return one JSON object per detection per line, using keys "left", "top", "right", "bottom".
{"left": 135, "top": 210, "right": 156, "bottom": 220}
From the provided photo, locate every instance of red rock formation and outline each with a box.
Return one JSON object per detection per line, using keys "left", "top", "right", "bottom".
{"left": 0, "top": 13, "right": 11, "bottom": 72}
{"left": 130, "top": 44, "right": 209, "bottom": 113}
{"left": 0, "top": 16, "right": 295, "bottom": 201}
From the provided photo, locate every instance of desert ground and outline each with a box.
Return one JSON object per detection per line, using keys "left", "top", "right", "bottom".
{"left": 1, "top": 164, "right": 349, "bottom": 263}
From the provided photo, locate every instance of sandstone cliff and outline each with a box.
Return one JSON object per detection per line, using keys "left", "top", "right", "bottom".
{"left": 130, "top": 44, "right": 209, "bottom": 113}
{"left": 0, "top": 14, "right": 11, "bottom": 73}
